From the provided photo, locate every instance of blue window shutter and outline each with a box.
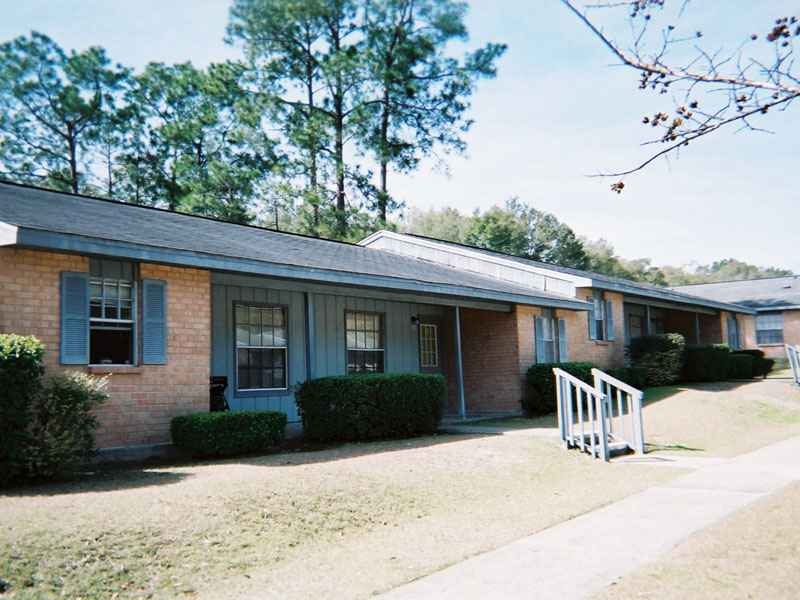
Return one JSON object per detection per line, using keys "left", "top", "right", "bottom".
{"left": 605, "top": 299, "right": 615, "bottom": 341}
{"left": 60, "top": 272, "right": 89, "bottom": 364}
{"left": 534, "top": 317, "right": 546, "bottom": 364}
{"left": 558, "top": 318, "right": 568, "bottom": 362}
{"left": 142, "top": 279, "right": 167, "bottom": 364}
{"left": 586, "top": 296, "right": 596, "bottom": 340}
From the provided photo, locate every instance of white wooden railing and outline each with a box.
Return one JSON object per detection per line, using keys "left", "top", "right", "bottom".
{"left": 554, "top": 367, "right": 645, "bottom": 462}
{"left": 592, "top": 368, "right": 645, "bottom": 456}
{"left": 787, "top": 344, "right": 800, "bottom": 385}
{"left": 554, "top": 368, "right": 608, "bottom": 460}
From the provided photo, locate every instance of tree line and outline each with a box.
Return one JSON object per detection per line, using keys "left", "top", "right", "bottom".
{"left": 404, "top": 199, "right": 793, "bottom": 285}
{"left": 0, "top": 0, "right": 505, "bottom": 239}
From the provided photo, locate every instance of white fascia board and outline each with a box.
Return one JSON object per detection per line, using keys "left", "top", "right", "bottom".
{"left": 0, "top": 221, "right": 18, "bottom": 246}
{"left": 359, "top": 230, "right": 594, "bottom": 287}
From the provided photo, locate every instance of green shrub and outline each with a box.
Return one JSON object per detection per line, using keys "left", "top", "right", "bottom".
{"left": 732, "top": 349, "right": 774, "bottom": 378}
{"left": 524, "top": 362, "right": 594, "bottom": 415}
{"left": 25, "top": 372, "right": 108, "bottom": 479}
{"left": 171, "top": 411, "right": 287, "bottom": 457}
{"left": 0, "top": 334, "right": 44, "bottom": 485}
{"left": 627, "top": 334, "right": 686, "bottom": 386}
{"left": 727, "top": 354, "right": 755, "bottom": 380}
{"left": 683, "top": 345, "right": 731, "bottom": 382}
{"left": 295, "top": 374, "right": 445, "bottom": 442}
{"left": 606, "top": 367, "right": 648, "bottom": 390}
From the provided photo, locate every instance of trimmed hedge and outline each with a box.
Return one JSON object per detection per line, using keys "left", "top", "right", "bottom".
{"left": 0, "top": 335, "right": 44, "bottom": 485}
{"left": 731, "top": 349, "right": 774, "bottom": 378}
{"left": 683, "top": 345, "right": 731, "bottom": 382}
{"left": 627, "top": 334, "right": 686, "bottom": 386}
{"left": 171, "top": 411, "right": 287, "bottom": 457}
{"left": 295, "top": 374, "right": 445, "bottom": 442}
{"left": 524, "top": 362, "right": 593, "bottom": 416}
{"left": 727, "top": 354, "right": 755, "bottom": 380}
{"left": 606, "top": 367, "right": 648, "bottom": 390}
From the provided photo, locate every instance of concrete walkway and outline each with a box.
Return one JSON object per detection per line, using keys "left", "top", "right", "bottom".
{"left": 380, "top": 435, "right": 800, "bottom": 600}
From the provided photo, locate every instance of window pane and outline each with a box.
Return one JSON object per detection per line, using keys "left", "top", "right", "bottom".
{"left": 250, "top": 324, "right": 262, "bottom": 346}
{"left": 236, "top": 323, "right": 249, "bottom": 346}
{"left": 90, "top": 324, "right": 133, "bottom": 365}
{"left": 347, "top": 349, "right": 384, "bottom": 374}
{"left": 119, "top": 300, "right": 132, "bottom": 321}
{"left": 273, "top": 327, "right": 287, "bottom": 347}
{"left": 346, "top": 331, "right": 356, "bottom": 348}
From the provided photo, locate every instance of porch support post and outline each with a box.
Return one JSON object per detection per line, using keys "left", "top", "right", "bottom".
{"left": 645, "top": 305, "right": 652, "bottom": 335}
{"left": 305, "top": 292, "right": 315, "bottom": 380}
{"left": 454, "top": 305, "right": 466, "bottom": 419}
{"left": 694, "top": 312, "right": 701, "bottom": 345}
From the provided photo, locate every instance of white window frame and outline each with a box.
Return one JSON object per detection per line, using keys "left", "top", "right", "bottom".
{"left": 756, "top": 312, "right": 784, "bottom": 345}
{"left": 419, "top": 323, "right": 439, "bottom": 368}
{"left": 540, "top": 308, "right": 560, "bottom": 363}
{"left": 345, "top": 310, "right": 385, "bottom": 374}
{"left": 235, "top": 304, "right": 289, "bottom": 392}
{"left": 89, "top": 265, "right": 136, "bottom": 366}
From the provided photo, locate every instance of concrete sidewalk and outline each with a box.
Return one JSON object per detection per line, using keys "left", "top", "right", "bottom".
{"left": 380, "top": 435, "right": 800, "bottom": 600}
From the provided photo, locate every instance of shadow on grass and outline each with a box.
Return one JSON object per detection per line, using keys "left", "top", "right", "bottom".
{"left": 645, "top": 442, "right": 705, "bottom": 454}
{"left": 2, "top": 433, "right": 504, "bottom": 497}
{"left": 236, "top": 431, "right": 496, "bottom": 468}
{"left": 1, "top": 467, "right": 190, "bottom": 498}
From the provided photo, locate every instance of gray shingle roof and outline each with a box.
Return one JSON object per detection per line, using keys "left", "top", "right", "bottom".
{"left": 673, "top": 277, "right": 800, "bottom": 310}
{"left": 0, "top": 182, "right": 587, "bottom": 309}
{"left": 404, "top": 233, "right": 755, "bottom": 313}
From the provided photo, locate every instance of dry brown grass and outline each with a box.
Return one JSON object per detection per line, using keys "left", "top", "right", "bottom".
{"left": 595, "top": 482, "right": 800, "bottom": 600}
{"left": 641, "top": 380, "right": 800, "bottom": 457}
{"left": 0, "top": 433, "right": 679, "bottom": 600}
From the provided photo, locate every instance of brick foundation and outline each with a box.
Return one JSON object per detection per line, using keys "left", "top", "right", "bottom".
{"left": 0, "top": 248, "right": 210, "bottom": 448}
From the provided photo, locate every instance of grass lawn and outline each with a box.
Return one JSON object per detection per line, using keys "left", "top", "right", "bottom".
{"left": 595, "top": 482, "right": 800, "bottom": 600}
{"left": 0, "top": 433, "right": 680, "bottom": 600}
{"left": 457, "top": 380, "right": 800, "bottom": 458}
{"left": 641, "top": 380, "right": 800, "bottom": 457}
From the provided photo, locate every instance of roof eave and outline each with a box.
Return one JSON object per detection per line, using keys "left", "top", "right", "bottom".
{"left": 15, "top": 227, "right": 590, "bottom": 311}
{"left": 585, "top": 279, "right": 757, "bottom": 315}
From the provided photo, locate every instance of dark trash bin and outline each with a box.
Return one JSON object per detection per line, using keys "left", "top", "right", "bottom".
{"left": 210, "top": 376, "right": 229, "bottom": 412}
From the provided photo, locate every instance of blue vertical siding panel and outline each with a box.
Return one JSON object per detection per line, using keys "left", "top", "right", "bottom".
{"left": 210, "top": 276, "right": 434, "bottom": 423}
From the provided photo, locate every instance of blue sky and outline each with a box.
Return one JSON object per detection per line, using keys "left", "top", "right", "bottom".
{"left": 2, "top": 1, "right": 798, "bottom": 271}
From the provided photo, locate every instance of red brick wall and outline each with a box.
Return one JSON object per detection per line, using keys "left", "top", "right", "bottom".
{"left": 0, "top": 248, "right": 210, "bottom": 449}
{"left": 560, "top": 289, "right": 625, "bottom": 369}
{"left": 459, "top": 307, "right": 526, "bottom": 414}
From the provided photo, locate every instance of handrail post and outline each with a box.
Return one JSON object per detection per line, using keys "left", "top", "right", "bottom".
{"left": 631, "top": 390, "right": 645, "bottom": 454}
{"left": 596, "top": 391, "right": 609, "bottom": 461}
{"left": 555, "top": 370, "right": 567, "bottom": 448}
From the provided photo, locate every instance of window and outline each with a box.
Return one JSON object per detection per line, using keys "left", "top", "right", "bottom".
{"left": 89, "top": 259, "right": 135, "bottom": 365}
{"left": 649, "top": 308, "right": 666, "bottom": 335}
{"left": 346, "top": 311, "right": 385, "bottom": 373}
{"left": 235, "top": 305, "right": 288, "bottom": 391}
{"left": 419, "top": 323, "right": 439, "bottom": 368}
{"left": 536, "top": 309, "right": 568, "bottom": 363}
{"left": 727, "top": 317, "right": 741, "bottom": 350}
{"left": 628, "top": 314, "right": 644, "bottom": 340}
{"left": 756, "top": 312, "right": 784, "bottom": 345}
{"left": 588, "top": 291, "right": 606, "bottom": 340}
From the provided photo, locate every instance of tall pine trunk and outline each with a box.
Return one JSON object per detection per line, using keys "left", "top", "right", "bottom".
{"left": 67, "top": 126, "right": 78, "bottom": 194}
{"left": 378, "top": 85, "right": 391, "bottom": 223}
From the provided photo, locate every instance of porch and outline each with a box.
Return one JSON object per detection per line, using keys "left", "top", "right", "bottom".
{"left": 623, "top": 299, "right": 724, "bottom": 346}
{"left": 210, "top": 272, "right": 542, "bottom": 424}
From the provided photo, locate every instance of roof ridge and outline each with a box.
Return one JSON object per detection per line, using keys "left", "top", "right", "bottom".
{"left": 0, "top": 178, "right": 366, "bottom": 249}
{"left": 673, "top": 274, "right": 797, "bottom": 287}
